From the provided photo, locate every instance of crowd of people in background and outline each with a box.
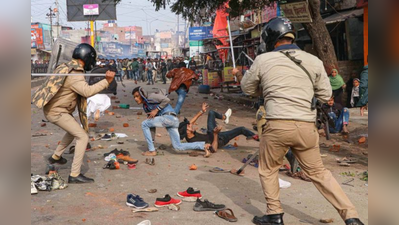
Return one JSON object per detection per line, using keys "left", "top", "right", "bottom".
{"left": 31, "top": 60, "right": 49, "bottom": 74}
{"left": 95, "top": 56, "right": 197, "bottom": 86}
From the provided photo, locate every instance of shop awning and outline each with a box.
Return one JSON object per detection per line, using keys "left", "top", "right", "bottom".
{"left": 324, "top": 8, "right": 364, "bottom": 24}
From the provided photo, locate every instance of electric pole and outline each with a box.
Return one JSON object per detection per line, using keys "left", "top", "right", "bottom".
{"left": 46, "top": 7, "right": 56, "bottom": 44}
{"left": 55, "top": 0, "right": 59, "bottom": 39}
{"left": 177, "top": 15, "right": 180, "bottom": 56}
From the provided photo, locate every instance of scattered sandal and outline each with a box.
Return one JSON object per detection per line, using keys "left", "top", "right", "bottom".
{"left": 336, "top": 157, "right": 358, "bottom": 164}
{"left": 145, "top": 158, "right": 155, "bottom": 166}
{"left": 215, "top": 208, "right": 238, "bottom": 222}
{"left": 167, "top": 204, "right": 180, "bottom": 211}
{"left": 209, "top": 167, "right": 230, "bottom": 173}
{"left": 132, "top": 207, "right": 159, "bottom": 213}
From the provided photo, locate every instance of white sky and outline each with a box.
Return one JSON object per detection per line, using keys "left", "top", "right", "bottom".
{"left": 31, "top": 0, "right": 185, "bottom": 35}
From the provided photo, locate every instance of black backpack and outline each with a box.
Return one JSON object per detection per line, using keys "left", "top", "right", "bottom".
{"left": 88, "top": 66, "right": 118, "bottom": 95}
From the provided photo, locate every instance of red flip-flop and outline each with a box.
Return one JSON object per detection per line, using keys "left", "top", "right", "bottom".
{"left": 128, "top": 164, "right": 136, "bottom": 169}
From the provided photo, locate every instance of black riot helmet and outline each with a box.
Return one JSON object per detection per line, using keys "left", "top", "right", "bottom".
{"left": 261, "top": 17, "right": 296, "bottom": 52}
{"left": 72, "top": 43, "right": 97, "bottom": 71}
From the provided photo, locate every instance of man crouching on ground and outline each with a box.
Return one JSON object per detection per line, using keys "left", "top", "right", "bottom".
{"left": 132, "top": 87, "right": 212, "bottom": 157}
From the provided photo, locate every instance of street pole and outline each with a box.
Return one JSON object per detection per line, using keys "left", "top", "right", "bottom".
{"left": 90, "top": 21, "right": 95, "bottom": 47}
{"left": 226, "top": 16, "right": 236, "bottom": 69}
{"left": 46, "top": 8, "right": 55, "bottom": 44}
{"left": 55, "top": 0, "right": 59, "bottom": 39}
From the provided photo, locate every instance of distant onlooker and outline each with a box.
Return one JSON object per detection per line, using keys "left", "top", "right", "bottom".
{"left": 160, "top": 59, "right": 167, "bottom": 84}
{"left": 356, "top": 64, "right": 368, "bottom": 116}
{"left": 345, "top": 70, "right": 359, "bottom": 107}
{"left": 145, "top": 58, "right": 154, "bottom": 85}
{"left": 138, "top": 58, "right": 145, "bottom": 82}
{"left": 188, "top": 58, "right": 197, "bottom": 72}
{"left": 322, "top": 97, "right": 350, "bottom": 134}
{"left": 350, "top": 78, "right": 360, "bottom": 107}
{"left": 329, "top": 69, "right": 346, "bottom": 106}
{"left": 130, "top": 58, "right": 139, "bottom": 84}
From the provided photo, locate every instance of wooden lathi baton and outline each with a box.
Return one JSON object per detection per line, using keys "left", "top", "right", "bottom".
{"left": 31, "top": 73, "right": 106, "bottom": 77}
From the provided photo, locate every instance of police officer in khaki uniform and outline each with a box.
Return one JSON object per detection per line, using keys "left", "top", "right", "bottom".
{"left": 32, "top": 44, "right": 115, "bottom": 184}
{"left": 233, "top": 17, "right": 364, "bottom": 225}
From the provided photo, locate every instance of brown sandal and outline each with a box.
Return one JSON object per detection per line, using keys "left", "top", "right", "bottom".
{"left": 215, "top": 208, "right": 238, "bottom": 222}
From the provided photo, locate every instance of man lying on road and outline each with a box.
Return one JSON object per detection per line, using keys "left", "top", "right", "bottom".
{"left": 179, "top": 103, "right": 259, "bottom": 152}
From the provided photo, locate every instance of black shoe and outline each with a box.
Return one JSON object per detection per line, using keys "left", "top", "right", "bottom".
{"left": 103, "top": 148, "right": 126, "bottom": 157}
{"left": 68, "top": 174, "right": 94, "bottom": 183}
{"left": 103, "top": 160, "right": 118, "bottom": 170}
{"left": 252, "top": 213, "right": 284, "bottom": 225}
{"left": 101, "top": 134, "right": 112, "bottom": 141}
{"left": 193, "top": 198, "right": 226, "bottom": 211}
{"left": 103, "top": 149, "right": 120, "bottom": 157}
{"left": 345, "top": 218, "right": 364, "bottom": 225}
{"left": 48, "top": 156, "right": 67, "bottom": 165}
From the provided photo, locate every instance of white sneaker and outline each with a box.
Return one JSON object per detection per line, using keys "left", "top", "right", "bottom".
{"left": 224, "top": 109, "right": 232, "bottom": 124}
{"left": 137, "top": 220, "right": 151, "bottom": 225}
{"left": 31, "top": 182, "right": 38, "bottom": 195}
{"left": 279, "top": 178, "right": 291, "bottom": 189}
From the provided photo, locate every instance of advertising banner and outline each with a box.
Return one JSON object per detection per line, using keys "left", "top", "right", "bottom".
{"left": 31, "top": 28, "right": 44, "bottom": 49}
{"left": 189, "top": 27, "right": 213, "bottom": 41}
{"left": 280, "top": 1, "right": 312, "bottom": 23}
{"left": 203, "top": 70, "right": 221, "bottom": 88}
{"left": 83, "top": 4, "right": 99, "bottom": 16}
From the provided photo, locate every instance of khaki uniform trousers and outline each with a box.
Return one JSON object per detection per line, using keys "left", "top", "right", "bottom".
{"left": 46, "top": 113, "right": 89, "bottom": 176}
{"left": 259, "top": 120, "right": 359, "bottom": 220}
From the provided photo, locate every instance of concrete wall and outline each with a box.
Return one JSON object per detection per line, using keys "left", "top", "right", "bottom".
{"left": 337, "top": 60, "right": 364, "bottom": 82}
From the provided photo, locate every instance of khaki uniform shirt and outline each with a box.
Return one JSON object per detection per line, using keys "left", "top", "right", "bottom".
{"left": 32, "top": 59, "right": 109, "bottom": 131}
{"left": 241, "top": 48, "right": 332, "bottom": 122}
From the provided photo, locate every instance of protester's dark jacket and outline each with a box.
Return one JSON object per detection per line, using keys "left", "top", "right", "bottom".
{"left": 322, "top": 103, "right": 343, "bottom": 117}
{"left": 137, "top": 88, "right": 174, "bottom": 116}
{"left": 357, "top": 65, "right": 368, "bottom": 107}
{"left": 166, "top": 68, "right": 199, "bottom": 93}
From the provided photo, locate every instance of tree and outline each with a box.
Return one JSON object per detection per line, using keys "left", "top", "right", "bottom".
{"left": 115, "top": 0, "right": 338, "bottom": 72}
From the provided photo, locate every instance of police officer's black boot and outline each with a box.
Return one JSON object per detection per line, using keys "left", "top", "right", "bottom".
{"left": 345, "top": 218, "right": 364, "bottom": 225}
{"left": 252, "top": 213, "right": 284, "bottom": 225}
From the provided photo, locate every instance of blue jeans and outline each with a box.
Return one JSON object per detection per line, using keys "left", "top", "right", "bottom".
{"left": 133, "top": 69, "right": 139, "bottom": 81}
{"left": 207, "top": 110, "right": 255, "bottom": 147}
{"left": 116, "top": 70, "right": 122, "bottom": 81}
{"left": 174, "top": 86, "right": 188, "bottom": 114}
{"left": 128, "top": 70, "right": 133, "bottom": 80}
{"left": 147, "top": 70, "right": 153, "bottom": 84}
{"left": 328, "top": 108, "right": 350, "bottom": 133}
{"left": 141, "top": 115, "right": 205, "bottom": 152}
